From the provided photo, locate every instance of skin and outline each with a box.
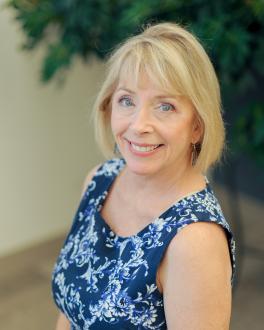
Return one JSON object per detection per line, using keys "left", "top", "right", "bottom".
{"left": 159, "top": 221, "right": 232, "bottom": 329}
{"left": 55, "top": 312, "right": 70, "bottom": 330}
{"left": 110, "top": 72, "right": 204, "bottom": 197}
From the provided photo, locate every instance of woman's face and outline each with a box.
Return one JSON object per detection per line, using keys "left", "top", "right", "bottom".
{"left": 111, "top": 73, "right": 201, "bottom": 176}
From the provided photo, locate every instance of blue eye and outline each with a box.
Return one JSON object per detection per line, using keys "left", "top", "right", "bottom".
{"left": 160, "top": 103, "right": 175, "bottom": 112}
{"left": 118, "top": 96, "right": 134, "bottom": 107}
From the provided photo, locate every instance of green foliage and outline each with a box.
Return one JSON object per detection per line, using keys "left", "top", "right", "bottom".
{"left": 5, "top": 0, "right": 264, "bottom": 165}
{"left": 232, "top": 102, "right": 264, "bottom": 164}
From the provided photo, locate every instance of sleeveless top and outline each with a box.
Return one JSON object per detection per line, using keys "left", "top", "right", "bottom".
{"left": 51, "top": 157, "right": 236, "bottom": 330}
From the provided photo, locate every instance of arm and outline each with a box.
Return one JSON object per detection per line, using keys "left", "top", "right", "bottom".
{"left": 55, "top": 163, "right": 101, "bottom": 329}
{"left": 160, "top": 222, "right": 232, "bottom": 330}
{"left": 55, "top": 312, "right": 71, "bottom": 330}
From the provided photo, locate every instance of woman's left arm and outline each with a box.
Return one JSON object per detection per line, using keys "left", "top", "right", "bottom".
{"left": 160, "top": 221, "right": 232, "bottom": 330}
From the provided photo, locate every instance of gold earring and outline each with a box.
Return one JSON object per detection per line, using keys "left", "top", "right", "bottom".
{"left": 191, "top": 143, "right": 198, "bottom": 166}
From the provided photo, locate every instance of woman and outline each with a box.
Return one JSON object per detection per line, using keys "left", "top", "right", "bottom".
{"left": 52, "top": 22, "right": 236, "bottom": 329}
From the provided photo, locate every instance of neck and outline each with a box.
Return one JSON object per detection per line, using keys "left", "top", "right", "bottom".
{"left": 120, "top": 161, "right": 204, "bottom": 202}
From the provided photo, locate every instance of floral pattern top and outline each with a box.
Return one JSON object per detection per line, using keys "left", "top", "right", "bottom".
{"left": 51, "top": 157, "right": 236, "bottom": 330}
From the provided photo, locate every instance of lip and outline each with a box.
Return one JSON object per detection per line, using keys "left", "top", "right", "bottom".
{"left": 125, "top": 138, "right": 162, "bottom": 147}
{"left": 124, "top": 138, "right": 164, "bottom": 157}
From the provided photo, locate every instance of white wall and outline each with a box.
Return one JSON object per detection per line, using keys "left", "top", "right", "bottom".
{"left": 0, "top": 6, "right": 105, "bottom": 257}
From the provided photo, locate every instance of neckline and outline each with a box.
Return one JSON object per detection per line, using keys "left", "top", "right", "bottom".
{"left": 95, "top": 157, "right": 210, "bottom": 241}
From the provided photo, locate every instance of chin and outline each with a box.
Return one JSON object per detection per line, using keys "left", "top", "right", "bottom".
{"left": 123, "top": 157, "right": 162, "bottom": 176}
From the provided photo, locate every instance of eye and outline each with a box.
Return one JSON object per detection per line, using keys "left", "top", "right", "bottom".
{"left": 118, "top": 96, "right": 134, "bottom": 107}
{"left": 159, "top": 103, "right": 176, "bottom": 112}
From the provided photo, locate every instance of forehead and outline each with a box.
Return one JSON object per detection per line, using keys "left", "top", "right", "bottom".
{"left": 115, "top": 84, "right": 180, "bottom": 102}
{"left": 117, "top": 75, "right": 161, "bottom": 93}
{"left": 116, "top": 69, "right": 181, "bottom": 98}
{"left": 115, "top": 49, "right": 186, "bottom": 94}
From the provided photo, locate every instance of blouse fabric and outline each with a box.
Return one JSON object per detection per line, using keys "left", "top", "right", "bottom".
{"left": 51, "top": 157, "right": 236, "bottom": 330}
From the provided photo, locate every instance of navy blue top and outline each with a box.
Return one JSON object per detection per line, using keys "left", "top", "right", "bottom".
{"left": 51, "top": 157, "right": 236, "bottom": 330}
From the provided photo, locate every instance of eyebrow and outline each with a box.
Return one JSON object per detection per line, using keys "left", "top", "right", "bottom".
{"left": 116, "top": 87, "right": 178, "bottom": 99}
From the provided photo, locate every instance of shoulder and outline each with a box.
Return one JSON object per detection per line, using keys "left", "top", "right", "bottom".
{"left": 165, "top": 221, "right": 231, "bottom": 267}
{"left": 80, "top": 163, "right": 103, "bottom": 198}
{"left": 160, "top": 221, "right": 232, "bottom": 329}
{"left": 80, "top": 157, "right": 125, "bottom": 198}
{"left": 98, "top": 157, "right": 126, "bottom": 176}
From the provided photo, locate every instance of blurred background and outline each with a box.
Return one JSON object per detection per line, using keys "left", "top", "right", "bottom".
{"left": 0, "top": 0, "right": 263, "bottom": 329}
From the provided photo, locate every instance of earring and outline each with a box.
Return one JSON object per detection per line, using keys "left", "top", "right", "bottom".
{"left": 114, "top": 142, "right": 119, "bottom": 155}
{"left": 191, "top": 143, "right": 198, "bottom": 166}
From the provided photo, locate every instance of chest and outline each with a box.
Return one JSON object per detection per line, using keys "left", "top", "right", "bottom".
{"left": 100, "top": 183, "right": 162, "bottom": 238}
{"left": 100, "top": 186, "right": 170, "bottom": 294}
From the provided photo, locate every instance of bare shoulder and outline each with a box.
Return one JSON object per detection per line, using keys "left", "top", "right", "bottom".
{"left": 160, "top": 221, "right": 232, "bottom": 329}
{"left": 166, "top": 221, "right": 231, "bottom": 261}
{"left": 80, "top": 163, "right": 102, "bottom": 198}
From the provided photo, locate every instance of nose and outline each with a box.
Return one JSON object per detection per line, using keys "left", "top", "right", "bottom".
{"left": 129, "top": 106, "right": 154, "bottom": 134}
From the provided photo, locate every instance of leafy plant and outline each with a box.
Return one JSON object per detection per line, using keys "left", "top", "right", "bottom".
{"left": 5, "top": 0, "right": 264, "bottom": 166}
{"left": 232, "top": 102, "right": 264, "bottom": 164}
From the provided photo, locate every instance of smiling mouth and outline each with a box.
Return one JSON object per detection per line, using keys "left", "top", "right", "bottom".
{"left": 126, "top": 139, "right": 164, "bottom": 152}
{"left": 126, "top": 138, "right": 163, "bottom": 146}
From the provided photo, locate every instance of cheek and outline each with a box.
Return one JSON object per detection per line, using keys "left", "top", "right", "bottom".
{"left": 110, "top": 111, "right": 118, "bottom": 136}
{"left": 165, "top": 121, "right": 193, "bottom": 142}
{"left": 111, "top": 111, "right": 127, "bottom": 133}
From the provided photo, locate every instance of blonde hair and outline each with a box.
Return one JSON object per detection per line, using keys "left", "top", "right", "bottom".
{"left": 91, "top": 21, "right": 226, "bottom": 173}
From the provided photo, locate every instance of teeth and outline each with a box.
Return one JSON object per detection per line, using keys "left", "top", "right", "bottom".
{"left": 131, "top": 143, "right": 160, "bottom": 152}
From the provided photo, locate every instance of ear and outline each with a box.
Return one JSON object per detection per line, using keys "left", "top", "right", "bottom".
{"left": 191, "top": 116, "right": 203, "bottom": 144}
